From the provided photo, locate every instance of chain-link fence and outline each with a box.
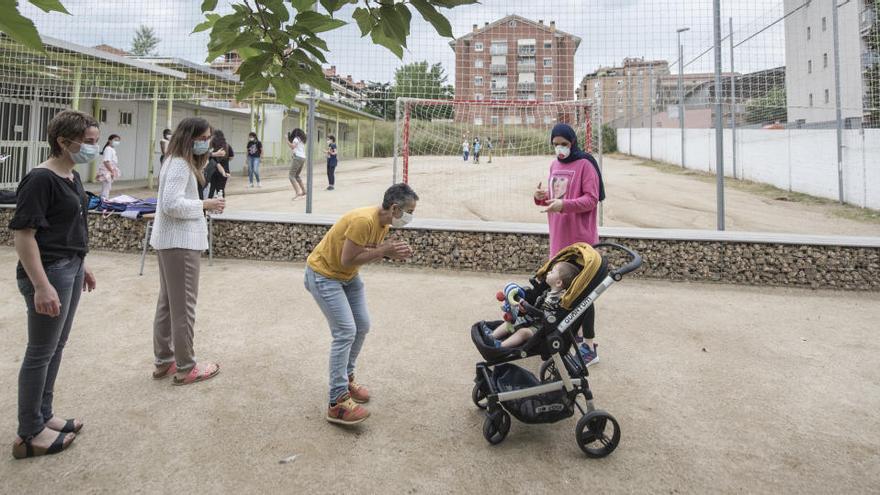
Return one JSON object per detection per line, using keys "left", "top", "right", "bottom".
{"left": 1, "top": 1, "right": 878, "bottom": 234}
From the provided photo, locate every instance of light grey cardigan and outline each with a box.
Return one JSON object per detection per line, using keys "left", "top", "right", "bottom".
{"left": 149, "top": 157, "right": 208, "bottom": 251}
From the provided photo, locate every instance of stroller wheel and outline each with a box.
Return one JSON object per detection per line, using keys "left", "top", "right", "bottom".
{"left": 482, "top": 410, "right": 511, "bottom": 445}
{"left": 576, "top": 410, "right": 620, "bottom": 458}
{"left": 539, "top": 359, "right": 560, "bottom": 382}
{"left": 472, "top": 382, "right": 488, "bottom": 409}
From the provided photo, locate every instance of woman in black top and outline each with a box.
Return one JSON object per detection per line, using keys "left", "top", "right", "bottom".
{"left": 9, "top": 110, "right": 99, "bottom": 459}
{"left": 208, "top": 129, "right": 233, "bottom": 199}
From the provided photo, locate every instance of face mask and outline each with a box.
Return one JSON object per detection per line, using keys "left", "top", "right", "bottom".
{"left": 249, "top": 137, "right": 255, "bottom": 142}
{"left": 391, "top": 209, "right": 413, "bottom": 228}
{"left": 555, "top": 145, "right": 571, "bottom": 159}
{"left": 164, "top": 134, "right": 171, "bottom": 140}
{"left": 193, "top": 140, "right": 211, "bottom": 155}
{"left": 68, "top": 142, "right": 100, "bottom": 164}
{"left": 111, "top": 140, "right": 120, "bottom": 148}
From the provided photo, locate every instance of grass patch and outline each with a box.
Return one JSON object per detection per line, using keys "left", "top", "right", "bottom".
{"left": 616, "top": 153, "right": 880, "bottom": 226}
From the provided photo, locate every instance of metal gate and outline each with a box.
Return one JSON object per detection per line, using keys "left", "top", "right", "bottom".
{"left": 0, "top": 86, "right": 67, "bottom": 189}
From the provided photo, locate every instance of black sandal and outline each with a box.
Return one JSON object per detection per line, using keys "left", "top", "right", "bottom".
{"left": 54, "top": 418, "right": 83, "bottom": 434}
{"left": 12, "top": 431, "right": 75, "bottom": 459}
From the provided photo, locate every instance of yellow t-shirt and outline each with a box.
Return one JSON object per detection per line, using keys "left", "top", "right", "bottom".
{"left": 307, "top": 206, "right": 390, "bottom": 281}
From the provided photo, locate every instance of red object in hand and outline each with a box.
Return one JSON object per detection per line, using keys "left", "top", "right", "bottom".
{"left": 503, "top": 313, "right": 512, "bottom": 322}
{"left": 496, "top": 291, "right": 505, "bottom": 302}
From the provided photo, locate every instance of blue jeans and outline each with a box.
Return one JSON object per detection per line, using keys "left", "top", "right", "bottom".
{"left": 304, "top": 266, "right": 370, "bottom": 403}
{"left": 247, "top": 156, "right": 261, "bottom": 184}
{"left": 16, "top": 256, "right": 84, "bottom": 438}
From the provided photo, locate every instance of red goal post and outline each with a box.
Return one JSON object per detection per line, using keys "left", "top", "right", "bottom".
{"left": 393, "top": 98, "right": 593, "bottom": 184}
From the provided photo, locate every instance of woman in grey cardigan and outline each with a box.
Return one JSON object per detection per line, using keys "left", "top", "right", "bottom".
{"left": 150, "top": 117, "right": 224, "bottom": 385}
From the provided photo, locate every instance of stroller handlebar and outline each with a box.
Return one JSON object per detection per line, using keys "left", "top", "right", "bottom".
{"left": 593, "top": 242, "right": 643, "bottom": 280}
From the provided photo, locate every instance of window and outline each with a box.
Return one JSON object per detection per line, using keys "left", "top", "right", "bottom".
{"left": 544, "top": 40, "right": 552, "bottom": 49}
{"left": 98, "top": 109, "right": 107, "bottom": 123}
{"left": 491, "top": 76, "right": 508, "bottom": 89}
{"left": 119, "top": 111, "right": 133, "bottom": 126}
{"left": 475, "top": 93, "right": 484, "bottom": 101}
{"left": 823, "top": 53, "right": 828, "bottom": 68}
{"left": 544, "top": 75, "right": 553, "bottom": 85}
{"left": 475, "top": 59, "right": 484, "bottom": 68}
{"left": 808, "top": 60, "right": 812, "bottom": 74}
{"left": 474, "top": 42, "right": 484, "bottom": 52}
{"left": 509, "top": 20, "right": 517, "bottom": 27}
{"left": 474, "top": 76, "right": 483, "bottom": 86}
{"left": 543, "top": 116, "right": 553, "bottom": 124}
{"left": 490, "top": 42, "right": 507, "bottom": 55}
{"left": 809, "top": 93, "right": 814, "bottom": 107}
{"left": 824, "top": 89, "right": 830, "bottom": 103}
{"left": 474, "top": 117, "right": 483, "bottom": 126}
{"left": 543, "top": 93, "right": 553, "bottom": 102}
{"left": 491, "top": 115, "right": 500, "bottom": 125}
{"left": 543, "top": 57, "right": 553, "bottom": 68}
{"left": 822, "top": 17, "right": 826, "bottom": 31}
{"left": 807, "top": 26, "right": 811, "bottom": 40}
{"left": 617, "top": 80, "right": 623, "bottom": 86}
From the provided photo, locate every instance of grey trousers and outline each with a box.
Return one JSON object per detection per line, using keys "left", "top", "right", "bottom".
{"left": 289, "top": 156, "right": 305, "bottom": 183}
{"left": 153, "top": 248, "right": 201, "bottom": 372}
{"left": 17, "top": 256, "right": 84, "bottom": 438}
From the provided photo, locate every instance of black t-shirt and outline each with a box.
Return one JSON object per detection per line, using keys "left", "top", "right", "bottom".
{"left": 9, "top": 168, "right": 89, "bottom": 279}
{"left": 214, "top": 144, "right": 234, "bottom": 174}
{"left": 247, "top": 139, "right": 262, "bottom": 158}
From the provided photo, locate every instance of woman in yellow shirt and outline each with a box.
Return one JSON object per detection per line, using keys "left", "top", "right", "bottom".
{"left": 304, "top": 183, "right": 418, "bottom": 426}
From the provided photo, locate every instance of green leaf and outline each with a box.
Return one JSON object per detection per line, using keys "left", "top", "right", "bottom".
{"left": 351, "top": 7, "right": 373, "bottom": 36}
{"left": 270, "top": 76, "right": 301, "bottom": 105}
{"left": 370, "top": 28, "right": 403, "bottom": 58}
{"left": 298, "top": 40, "right": 328, "bottom": 63}
{"left": 262, "top": 0, "right": 289, "bottom": 22}
{"left": 237, "top": 75, "right": 270, "bottom": 101}
{"left": 378, "top": 4, "right": 406, "bottom": 47}
{"left": 201, "top": 0, "right": 218, "bottom": 12}
{"left": 0, "top": 7, "right": 45, "bottom": 52}
{"left": 192, "top": 13, "right": 220, "bottom": 34}
{"left": 394, "top": 3, "right": 412, "bottom": 37}
{"left": 410, "top": 0, "right": 452, "bottom": 38}
{"left": 27, "top": 0, "right": 69, "bottom": 14}
{"left": 319, "top": 0, "right": 353, "bottom": 14}
{"left": 289, "top": 0, "right": 316, "bottom": 12}
{"left": 430, "top": 0, "right": 479, "bottom": 8}
{"left": 294, "top": 10, "right": 346, "bottom": 33}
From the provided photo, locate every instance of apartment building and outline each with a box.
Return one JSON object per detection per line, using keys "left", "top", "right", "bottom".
{"left": 449, "top": 15, "right": 581, "bottom": 126}
{"left": 577, "top": 58, "right": 670, "bottom": 127}
{"left": 783, "top": 0, "right": 876, "bottom": 125}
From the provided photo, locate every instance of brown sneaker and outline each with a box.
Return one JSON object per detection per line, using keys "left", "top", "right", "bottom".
{"left": 326, "top": 392, "right": 370, "bottom": 425}
{"left": 348, "top": 375, "right": 370, "bottom": 403}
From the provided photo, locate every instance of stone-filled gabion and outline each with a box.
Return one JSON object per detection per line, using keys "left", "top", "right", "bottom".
{"left": 1, "top": 209, "right": 878, "bottom": 291}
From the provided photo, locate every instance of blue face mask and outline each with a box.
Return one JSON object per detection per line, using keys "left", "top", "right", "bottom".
{"left": 68, "top": 142, "right": 100, "bottom": 164}
{"left": 193, "top": 140, "right": 211, "bottom": 155}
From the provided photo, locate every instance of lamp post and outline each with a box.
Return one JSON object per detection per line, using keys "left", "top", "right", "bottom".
{"left": 677, "top": 27, "right": 690, "bottom": 168}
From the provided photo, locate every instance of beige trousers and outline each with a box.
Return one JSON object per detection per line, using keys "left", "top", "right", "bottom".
{"left": 153, "top": 248, "right": 201, "bottom": 371}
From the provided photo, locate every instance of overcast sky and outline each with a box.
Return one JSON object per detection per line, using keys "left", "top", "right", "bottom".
{"left": 22, "top": 0, "right": 789, "bottom": 84}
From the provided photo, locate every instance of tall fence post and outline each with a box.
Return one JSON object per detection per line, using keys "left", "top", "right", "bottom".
{"left": 392, "top": 98, "right": 401, "bottom": 184}
{"left": 627, "top": 71, "right": 633, "bottom": 155}
{"left": 649, "top": 66, "right": 654, "bottom": 161}
{"left": 832, "top": 0, "right": 845, "bottom": 204}
{"left": 729, "top": 17, "right": 737, "bottom": 180}
{"left": 713, "top": 0, "right": 725, "bottom": 230}
{"left": 597, "top": 90, "right": 604, "bottom": 227}
{"left": 306, "top": 89, "right": 316, "bottom": 214}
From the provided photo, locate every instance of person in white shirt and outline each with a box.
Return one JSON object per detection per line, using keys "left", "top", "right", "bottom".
{"left": 149, "top": 117, "right": 224, "bottom": 386}
{"left": 462, "top": 140, "right": 470, "bottom": 162}
{"left": 98, "top": 134, "right": 121, "bottom": 198}
{"left": 287, "top": 128, "right": 307, "bottom": 200}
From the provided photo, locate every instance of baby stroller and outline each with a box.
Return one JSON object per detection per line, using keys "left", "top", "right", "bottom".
{"left": 470, "top": 242, "right": 642, "bottom": 457}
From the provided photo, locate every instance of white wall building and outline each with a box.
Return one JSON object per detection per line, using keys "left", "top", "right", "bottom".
{"left": 783, "top": 0, "right": 872, "bottom": 125}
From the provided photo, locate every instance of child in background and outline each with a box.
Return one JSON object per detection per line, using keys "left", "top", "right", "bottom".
{"left": 326, "top": 135, "right": 338, "bottom": 190}
{"left": 98, "top": 134, "right": 121, "bottom": 198}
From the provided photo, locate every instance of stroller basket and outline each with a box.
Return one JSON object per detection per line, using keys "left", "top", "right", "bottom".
{"left": 493, "top": 364, "right": 575, "bottom": 424}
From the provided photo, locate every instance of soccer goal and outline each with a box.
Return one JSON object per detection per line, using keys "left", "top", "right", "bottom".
{"left": 391, "top": 98, "right": 592, "bottom": 223}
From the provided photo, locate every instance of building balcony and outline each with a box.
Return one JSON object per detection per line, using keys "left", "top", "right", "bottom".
{"left": 517, "top": 61, "right": 536, "bottom": 72}
{"left": 517, "top": 47, "right": 536, "bottom": 56}
{"left": 490, "top": 47, "right": 508, "bottom": 56}
{"left": 517, "top": 81, "right": 536, "bottom": 91}
{"left": 490, "top": 64, "right": 508, "bottom": 74}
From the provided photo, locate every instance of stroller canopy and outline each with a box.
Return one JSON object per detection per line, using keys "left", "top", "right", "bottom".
{"left": 534, "top": 243, "right": 603, "bottom": 310}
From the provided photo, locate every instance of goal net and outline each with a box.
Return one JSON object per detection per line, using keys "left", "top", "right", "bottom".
{"left": 392, "top": 98, "right": 592, "bottom": 223}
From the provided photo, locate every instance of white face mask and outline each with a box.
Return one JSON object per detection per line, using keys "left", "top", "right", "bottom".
{"left": 392, "top": 210, "right": 413, "bottom": 228}
{"left": 68, "top": 142, "right": 100, "bottom": 164}
{"left": 555, "top": 145, "right": 571, "bottom": 159}
{"left": 111, "top": 140, "right": 120, "bottom": 148}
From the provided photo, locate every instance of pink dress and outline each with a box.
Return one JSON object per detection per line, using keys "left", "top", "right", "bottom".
{"left": 534, "top": 157, "right": 601, "bottom": 257}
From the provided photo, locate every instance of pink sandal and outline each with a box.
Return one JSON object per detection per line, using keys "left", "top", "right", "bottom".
{"left": 172, "top": 362, "right": 220, "bottom": 386}
{"left": 152, "top": 362, "right": 177, "bottom": 379}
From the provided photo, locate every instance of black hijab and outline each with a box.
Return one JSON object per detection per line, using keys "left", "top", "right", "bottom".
{"left": 550, "top": 123, "right": 605, "bottom": 201}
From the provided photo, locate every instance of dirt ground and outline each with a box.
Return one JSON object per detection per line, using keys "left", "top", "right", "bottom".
{"left": 110, "top": 154, "right": 880, "bottom": 236}
{"left": 1, "top": 248, "right": 878, "bottom": 493}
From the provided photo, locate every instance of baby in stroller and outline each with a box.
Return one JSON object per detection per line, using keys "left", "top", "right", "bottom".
{"left": 484, "top": 261, "right": 580, "bottom": 348}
